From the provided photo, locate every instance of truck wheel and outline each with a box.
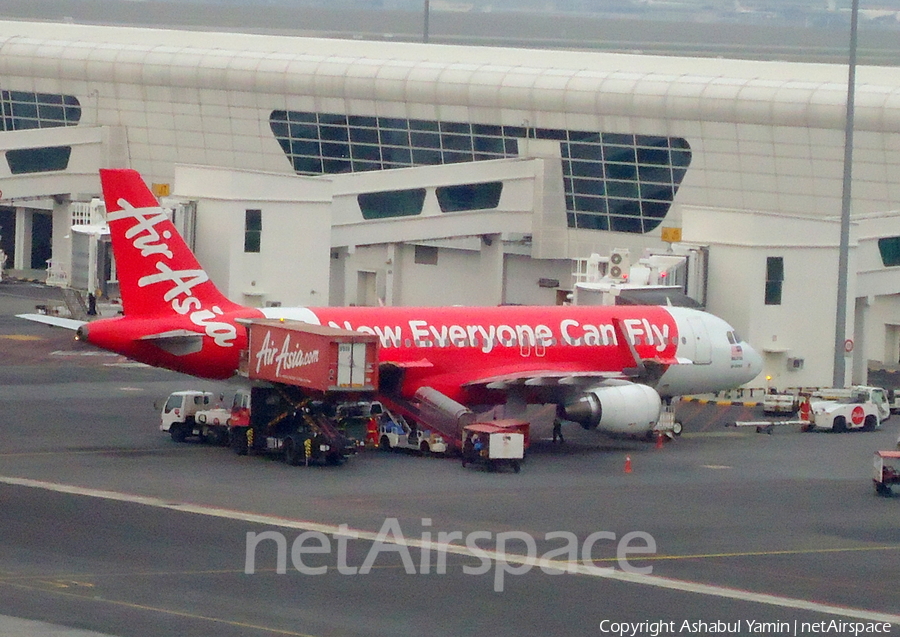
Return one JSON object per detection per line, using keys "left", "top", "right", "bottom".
{"left": 231, "top": 428, "right": 248, "bottom": 455}
{"left": 420, "top": 441, "right": 431, "bottom": 456}
{"left": 379, "top": 436, "right": 391, "bottom": 452}
{"left": 833, "top": 417, "right": 847, "bottom": 433}
{"left": 170, "top": 423, "right": 187, "bottom": 443}
{"left": 512, "top": 461, "right": 521, "bottom": 473}
{"left": 863, "top": 415, "right": 877, "bottom": 432}
{"left": 875, "top": 482, "right": 892, "bottom": 497}
{"left": 283, "top": 438, "right": 301, "bottom": 466}
{"left": 672, "top": 421, "right": 683, "bottom": 436}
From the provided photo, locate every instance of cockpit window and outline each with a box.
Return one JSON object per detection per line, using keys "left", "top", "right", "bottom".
{"left": 726, "top": 330, "right": 742, "bottom": 344}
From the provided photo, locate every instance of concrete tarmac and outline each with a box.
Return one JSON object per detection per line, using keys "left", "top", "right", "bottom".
{"left": 1, "top": 280, "right": 899, "bottom": 636}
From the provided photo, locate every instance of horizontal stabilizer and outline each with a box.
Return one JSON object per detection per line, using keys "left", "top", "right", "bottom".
{"left": 138, "top": 329, "right": 203, "bottom": 356}
{"left": 16, "top": 313, "right": 86, "bottom": 331}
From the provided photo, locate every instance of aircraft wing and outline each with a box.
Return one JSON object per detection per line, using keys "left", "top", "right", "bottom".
{"left": 462, "top": 369, "right": 628, "bottom": 391}
{"left": 461, "top": 354, "right": 692, "bottom": 391}
{"left": 16, "top": 313, "right": 86, "bottom": 331}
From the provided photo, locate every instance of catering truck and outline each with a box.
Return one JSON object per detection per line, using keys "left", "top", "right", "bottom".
{"left": 228, "top": 319, "right": 379, "bottom": 465}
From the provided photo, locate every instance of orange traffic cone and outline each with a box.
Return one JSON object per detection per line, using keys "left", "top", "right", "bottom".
{"left": 624, "top": 455, "right": 632, "bottom": 474}
{"left": 655, "top": 433, "right": 664, "bottom": 449}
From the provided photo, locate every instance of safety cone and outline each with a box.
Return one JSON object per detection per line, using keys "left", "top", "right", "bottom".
{"left": 624, "top": 455, "right": 632, "bottom": 474}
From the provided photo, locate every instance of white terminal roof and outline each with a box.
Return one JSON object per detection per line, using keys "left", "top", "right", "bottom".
{"left": 0, "top": 19, "right": 899, "bottom": 132}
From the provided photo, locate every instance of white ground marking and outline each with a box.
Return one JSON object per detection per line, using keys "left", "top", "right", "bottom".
{"left": 1, "top": 475, "right": 898, "bottom": 625}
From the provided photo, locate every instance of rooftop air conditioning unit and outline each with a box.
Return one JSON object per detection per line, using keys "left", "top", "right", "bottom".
{"left": 609, "top": 249, "right": 629, "bottom": 280}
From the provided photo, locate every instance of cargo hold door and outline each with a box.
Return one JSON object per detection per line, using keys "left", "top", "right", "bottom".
{"left": 337, "top": 341, "right": 369, "bottom": 388}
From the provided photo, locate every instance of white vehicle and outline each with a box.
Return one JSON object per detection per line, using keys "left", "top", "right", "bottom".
{"left": 160, "top": 390, "right": 231, "bottom": 444}
{"left": 886, "top": 389, "right": 900, "bottom": 415}
{"left": 811, "top": 386, "right": 890, "bottom": 425}
{"left": 762, "top": 392, "right": 799, "bottom": 415}
{"left": 378, "top": 410, "right": 448, "bottom": 455}
{"left": 805, "top": 395, "right": 881, "bottom": 433}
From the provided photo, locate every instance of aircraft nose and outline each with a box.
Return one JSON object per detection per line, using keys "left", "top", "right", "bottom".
{"left": 743, "top": 341, "right": 763, "bottom": 380}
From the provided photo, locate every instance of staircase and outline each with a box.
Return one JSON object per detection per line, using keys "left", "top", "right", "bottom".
{"left": 62, "top": 288, "right": 91, "bottom": 321}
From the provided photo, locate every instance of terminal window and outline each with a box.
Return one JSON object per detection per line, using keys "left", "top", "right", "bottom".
{"left": 244, "top": 209, "right": 262, "bottom": 253}
{"left": 765, "top": 256, "right": 784, "bottom": 305}
{"left": 358, "top": 189, "right": 426, "bottom": 220}
{"left": 877, "top": 236, "right": 900, "bottom": 267}
{"left": 1, "top": 90, "right": 80, "bottom": 174}
{"left": 436, "top": 182, "right": 503, "bottom": 213}
{"left": 1, "top": 90, "right": 81, "bottom": 130}
{"left": 270, "top": 111, "right": 690, "bottom": 234}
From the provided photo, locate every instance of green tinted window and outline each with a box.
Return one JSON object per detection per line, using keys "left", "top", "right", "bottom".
{"left": 358, "top": 189, "right": 426, "bottom": 220}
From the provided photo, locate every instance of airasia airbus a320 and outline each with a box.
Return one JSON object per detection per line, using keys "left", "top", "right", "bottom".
{"left": 19, "top": 169, "right": 762, "bottom": 437}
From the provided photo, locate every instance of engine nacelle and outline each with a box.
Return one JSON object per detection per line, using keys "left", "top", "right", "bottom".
{"left": 562, "top": 383, "right": 662, "bottom": 435}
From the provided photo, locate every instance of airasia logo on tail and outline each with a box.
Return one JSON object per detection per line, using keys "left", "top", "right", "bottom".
{"left": 107, "top": 198, "right": 238, "bottom": 347}
{"left": 255, "top": 330, "right": 320, "bottom": 376}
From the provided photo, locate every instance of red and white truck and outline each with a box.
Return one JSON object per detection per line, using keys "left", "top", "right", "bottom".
{"left": 228, "top": 319, "right": 379, "bottom": 465}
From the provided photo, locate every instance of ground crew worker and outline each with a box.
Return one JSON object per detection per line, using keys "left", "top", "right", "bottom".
{"left": 365, "top": 416, "right": 379, "bottom": 447}
{"left": 553, "top": 404, "right": 565, "bottom": 443}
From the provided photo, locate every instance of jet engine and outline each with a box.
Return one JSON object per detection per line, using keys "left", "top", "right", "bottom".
{"left": 561, "top": 383, "right": 662, "bottom": 434}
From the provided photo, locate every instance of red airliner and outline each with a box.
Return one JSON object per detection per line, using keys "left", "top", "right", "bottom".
{"left": 19, "top": 169, "right": 762, "bottom": 436}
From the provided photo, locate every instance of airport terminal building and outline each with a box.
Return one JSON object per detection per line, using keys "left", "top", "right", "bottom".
{"left": 1, "top": 19, "right": 900, "bottom": 389}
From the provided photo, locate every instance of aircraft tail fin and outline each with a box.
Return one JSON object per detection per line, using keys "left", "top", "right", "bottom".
{"left": 99, "top": 169, "right": 242, "bottom": 317}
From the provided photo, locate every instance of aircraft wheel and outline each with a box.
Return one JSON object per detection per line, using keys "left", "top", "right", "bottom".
{"left": 672, "top": 421, "right": 683, "bottom": 436}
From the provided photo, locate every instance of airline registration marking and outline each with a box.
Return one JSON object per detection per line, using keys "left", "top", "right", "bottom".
{"left": 327, "top": 318, "right": 672, "bottom": 353}
{"left": 109, "top": 200, "right": 238, "bottom": 348}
